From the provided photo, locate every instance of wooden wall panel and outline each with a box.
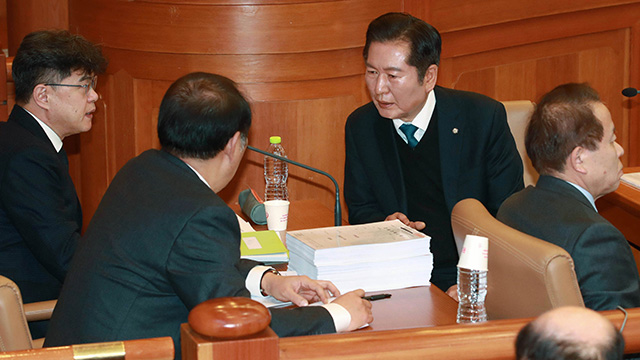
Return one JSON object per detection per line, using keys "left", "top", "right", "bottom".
{"left": 427, "top": 0, "right": 636, "bottom": 31}
{"left": 6, "top": 0, "right": 640, "bottom": 226}
{"left": 6, "top": 0, "right": 68, "bottom": 55}
{"left": 63, "top": 0, "right": 394, "bottom": 222}
{"left": 438, "top": 29, "right": 631, "bottom": 164}
{"left": 0, "top": 0, "right": 7, "bottom": 50}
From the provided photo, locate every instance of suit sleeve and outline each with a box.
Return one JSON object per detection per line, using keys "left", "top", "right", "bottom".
{"left": 483, "top": 102, "right": 524, "bottom": 215}
{"left": 0, "top": 148, "right": 79, "bottom": 282}
{"left": 344, "top": 117, "right": 387, "bottom": 224}
{"left": 166, "top": 205, "right": 336, "bottom": 336}
{"left": 166, "top": 205, "right": 254, "bottom": 309}
{"left": 572, "top": 223, "right": 640, "bottom": 310}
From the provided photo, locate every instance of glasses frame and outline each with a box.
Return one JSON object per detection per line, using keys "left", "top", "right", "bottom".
{"left": 44, "top": 76, "right": 97, "bottom": 95}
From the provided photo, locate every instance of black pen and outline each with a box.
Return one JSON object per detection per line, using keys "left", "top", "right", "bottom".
{"left": 362, "top": 293, "right": 392, "bottom": 301}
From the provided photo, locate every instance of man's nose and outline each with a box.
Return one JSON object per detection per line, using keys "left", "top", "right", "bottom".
{"left": 87, "top": 87, "right": 99, "bottom": 102}
{"left": 616, "top": 142, "right": 624, "bottom": 158}
{"left": 375, "top": 75, "right": 389, "bottom": 94}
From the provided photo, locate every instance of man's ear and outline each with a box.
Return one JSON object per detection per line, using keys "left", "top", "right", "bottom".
{"left": 223, "top": 131, "right": 243, "bottom": 159}
{"left": 31, "top": 84, "right": 50, "bottom": 110}
{"left": 422, "top": 64, "right": 439, "bottom": 93}
{"left": 569, "top": 146, "right": 588, "bottom": 174}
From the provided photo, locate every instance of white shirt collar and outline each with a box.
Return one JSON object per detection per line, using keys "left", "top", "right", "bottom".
{"left": 565, "top": 180, "right": 598, "bottom": 212}
{"left": 184, "top": 162, "right": 212, "bottom": 189}
{"left": 23, "top": 108, "right": 63, "bottom": 152}
{"left": 393, "top": 90, "right": 436, "bottom": 131}
{"left": 392, "top": 90, "right": 436, "bottom": 143}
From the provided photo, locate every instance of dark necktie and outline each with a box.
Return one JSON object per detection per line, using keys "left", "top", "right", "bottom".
{"left": 400, "top": 123, "right": 419, "bottom": 149}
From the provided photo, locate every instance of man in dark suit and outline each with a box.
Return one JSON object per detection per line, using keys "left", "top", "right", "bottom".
{"left": 498, "top": 83, "right": 640, "bottom": 310}
{"left": 344, "top": 13, "right": 524, "bottom": 293}
{"left": 0, "top": 30, "right": 107, "bottom": 337}
{"left": 45, "top": 72, "right": 372, "bottom": 354}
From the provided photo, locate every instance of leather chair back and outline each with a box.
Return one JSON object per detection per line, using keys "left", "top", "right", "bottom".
{"left": 0, "top": 275, "right": 33, "bottom": 351}
{"left": 502, "top": 100, "right": 538, "bottom": 187}
{"left": 451, "top": 198, "right": 584, "bottom": 319}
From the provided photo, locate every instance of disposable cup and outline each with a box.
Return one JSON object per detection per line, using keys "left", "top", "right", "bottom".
{"left": 264, "top": 200, "right": 290, "bottom": 232}
{"left": 457, "top": 235, "right": 489, "bottom": 271}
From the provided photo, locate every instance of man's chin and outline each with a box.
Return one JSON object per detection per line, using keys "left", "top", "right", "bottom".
{"left": 374, "top": 105, "right": 398, "bottom": 120}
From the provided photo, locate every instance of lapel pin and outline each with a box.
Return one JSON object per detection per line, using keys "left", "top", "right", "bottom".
{"left": 452, "top": 128, "right": 459, "bottom": 134}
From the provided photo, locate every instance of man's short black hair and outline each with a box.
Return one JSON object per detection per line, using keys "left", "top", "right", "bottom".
{"left": 158, "top": 72, "right": 252, "bottom": 160}
{"left": 12, "top": 30, "right": 108, "bottom": 104}
{"left": 363, "top": 12, "right": 441, "bottom": 82}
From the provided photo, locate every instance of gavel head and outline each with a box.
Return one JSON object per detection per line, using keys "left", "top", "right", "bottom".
{"left": 188, "top": 297, "right": 271, "bottom": 338}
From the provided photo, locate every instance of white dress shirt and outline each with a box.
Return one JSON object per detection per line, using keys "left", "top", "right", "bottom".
{"left": 392, "top": 90, "right": 436, "bottom": 145}
{"left": 185, "top": 163, "right": 351, "bottom": 332}
{"left": 23, "top": 108, "right": 63, "bottom": 152}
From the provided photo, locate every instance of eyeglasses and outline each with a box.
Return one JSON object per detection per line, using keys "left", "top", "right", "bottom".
{"left": 44, "top": 76, "right": 97, "bottom": 95}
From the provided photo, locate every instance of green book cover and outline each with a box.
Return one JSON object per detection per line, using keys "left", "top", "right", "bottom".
{"left": 241, "top": 230, "right": 289, "bottom": 263}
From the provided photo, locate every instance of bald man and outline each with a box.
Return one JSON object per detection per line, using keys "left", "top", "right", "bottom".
{"left": 516, "top": 306, "right": 624, "bottom": 360}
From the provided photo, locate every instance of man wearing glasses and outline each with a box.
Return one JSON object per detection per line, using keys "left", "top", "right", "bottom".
{"left": 0, "top": 30, "right": 107, "bottom": 338}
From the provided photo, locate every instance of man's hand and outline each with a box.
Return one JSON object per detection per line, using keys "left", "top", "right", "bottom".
{"left": 332, "top": 289, "right": 374, "bottom": 331}
{"left": 446, "top": 284, "right": 459, "bottom": 302}
{"left": 385, "top": 212, "right": 426, "bottom": 231}
{"left": 261, "top": 273, "right": 340, "bottom": 307}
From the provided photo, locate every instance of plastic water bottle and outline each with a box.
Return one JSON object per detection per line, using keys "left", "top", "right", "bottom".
{"left": 264, "top": 136, "right": 289, "bottom": 201}
{"left": 456, "top": 267, "right": 488, "bottom": 323}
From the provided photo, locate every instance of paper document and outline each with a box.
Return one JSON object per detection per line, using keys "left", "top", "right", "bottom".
{"left": 287, "top": 220, "right": 433, "bottom": 293}
{"left": 621, "top": 172, "right": 640, "bottom": 190}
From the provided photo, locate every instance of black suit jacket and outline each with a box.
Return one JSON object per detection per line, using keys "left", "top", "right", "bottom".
{"left": 497, "top": 175, "right": 640, "bottom": 310}
{"left": 0, "top": 105, "right": 81, "bottom": 304}
{"left": 44, "top": 150, "right": 334, "bottom": 356}
{"left": 344, "top": 86, "right": 524, "bottom": 224}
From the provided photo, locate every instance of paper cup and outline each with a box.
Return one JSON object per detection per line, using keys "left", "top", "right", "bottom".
{"left": 264, "top": 200, "right": 290, "bottom": 231}
{"left": 457, "top": 235, "right": 488, "bottom": 271}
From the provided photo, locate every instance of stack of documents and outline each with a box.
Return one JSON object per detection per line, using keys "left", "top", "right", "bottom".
{"left": 621, "top": 172, "right": 640, "bottom": 190}
{"left": 286, "top": 220, "right": 433, "bottom": 293}
{"left": 241, "top": 230, "right": 289, "bottom": 264}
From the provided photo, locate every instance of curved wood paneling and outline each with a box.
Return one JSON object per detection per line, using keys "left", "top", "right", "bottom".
{"left": 432, "top": 3, "right": 640, "bottom": 167}
{"left": 6, "top": 0, "right": 68, "bottom": 55}
{"left": 67, "top": 0, "right": 395, "bottom": 225}
{"left": 7, "top": 0, "right": 640, "bottom": 226}
{"left": 71, "top": 1, "right": 398, "bottom": 54}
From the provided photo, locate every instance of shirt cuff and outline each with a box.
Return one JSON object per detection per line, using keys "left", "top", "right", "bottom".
{"left": 321, "top": 302, "right": 351, "bottom": 332}
{"left": 246, "top": 265, "right": 273, "bottom": 298}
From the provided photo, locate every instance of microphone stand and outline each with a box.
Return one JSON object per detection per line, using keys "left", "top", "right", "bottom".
{"left": 247, "top": 145, "right": 342, "bottom": 227}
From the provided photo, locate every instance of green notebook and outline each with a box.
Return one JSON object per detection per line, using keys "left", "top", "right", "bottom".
{"left": 240, "top": 230, "right": 289, "bottom": 264}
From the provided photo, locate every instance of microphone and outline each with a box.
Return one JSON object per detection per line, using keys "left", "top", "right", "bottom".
{"left": 622, "top": 87, "right": 640, "bottom": 97}
{"left": 247, "top": 145, "right": 342, "bottom": 227}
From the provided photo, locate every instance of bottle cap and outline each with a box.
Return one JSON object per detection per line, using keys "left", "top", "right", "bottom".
{"left": 269, "top": 136, "right": 282, "bottom": 144}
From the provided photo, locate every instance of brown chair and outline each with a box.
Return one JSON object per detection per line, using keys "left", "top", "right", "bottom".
{"left": 502, "top": 100, "right": 538, "bottom": 187}
{"left": 451, "top": 198, "right": 584, "bottom": 320}
{"left": 0, "top": 336, "right": 174, "bottom": 360}
{"left": 0, "top": 275, "right": 56, "bottom": 351}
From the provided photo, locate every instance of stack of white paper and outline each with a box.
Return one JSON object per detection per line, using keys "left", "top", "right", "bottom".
{"left": 621, "top": 172, "right": 640, "bottom": 190}
{"left": 286, "top": 220, "right": 433, "bottom": 293}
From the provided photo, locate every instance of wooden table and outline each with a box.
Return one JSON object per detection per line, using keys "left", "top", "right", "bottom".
{"left": 231, "top": 199, "right": 459, "bottom": 331}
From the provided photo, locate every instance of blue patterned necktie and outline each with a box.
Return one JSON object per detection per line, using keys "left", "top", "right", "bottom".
{"left": 400, "top": 123, "right": 419, "bottom": 149}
